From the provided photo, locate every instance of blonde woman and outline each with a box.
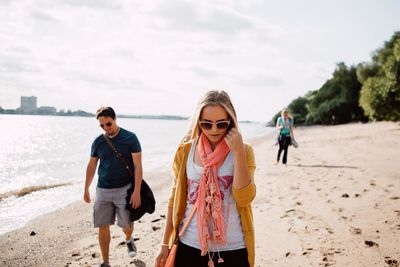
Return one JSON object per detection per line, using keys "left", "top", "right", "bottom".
{"left": 154, "top": 90, "right": 256, "bottom": 267}
{"left": 276, "top": 109, "right": 295, "bottom": 164}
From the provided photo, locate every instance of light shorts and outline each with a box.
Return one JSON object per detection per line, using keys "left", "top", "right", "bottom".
{"left": 93, "top": 183, "right": 132, "bottom": 229}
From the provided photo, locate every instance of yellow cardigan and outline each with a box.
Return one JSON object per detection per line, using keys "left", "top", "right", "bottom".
{"left": 167, "top": 141, "right": 256, "bottom": 267}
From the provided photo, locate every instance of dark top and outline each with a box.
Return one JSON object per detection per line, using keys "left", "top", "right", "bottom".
{"left": 91, "top": 127, "right": 141, "bottom": 189}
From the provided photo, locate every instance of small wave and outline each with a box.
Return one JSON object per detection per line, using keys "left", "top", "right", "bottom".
{"left": 0, "top": 183, "right": 71, "bottom": 201}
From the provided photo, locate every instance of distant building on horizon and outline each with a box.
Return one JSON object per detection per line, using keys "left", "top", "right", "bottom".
{"left": 37, "top": 106, "right": 57, "bottom": 115}
{"left": 20, "top": 96, "right": 37, "bottom": 114}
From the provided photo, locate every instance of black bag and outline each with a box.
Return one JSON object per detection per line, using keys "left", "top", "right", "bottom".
{"left": 103, "top": 134, "right": 156, "bottom": 221}
{"left": 125, "top": 180, "right": 155, "bottom": 221}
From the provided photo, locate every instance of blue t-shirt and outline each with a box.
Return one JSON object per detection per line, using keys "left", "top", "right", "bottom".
{"left": 277, "top": 116, "right": 293, "bottom": 135}
{"left": 91, "top": 128, "right": 141, "bottom": 189}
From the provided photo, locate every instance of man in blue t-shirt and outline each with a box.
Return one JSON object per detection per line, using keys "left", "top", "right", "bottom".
{"left": 83, "top": 107, "right": 142, "bottom": 267}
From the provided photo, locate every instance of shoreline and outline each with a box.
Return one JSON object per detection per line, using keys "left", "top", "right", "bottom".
{"left": 1, "top": 122, "right": 399, "bottom": 266}
{"left": 0, "top": 127, "right": 271, "bottom": 236}
{"left": 0, "top": 169, "right": 173, "bottom": 267}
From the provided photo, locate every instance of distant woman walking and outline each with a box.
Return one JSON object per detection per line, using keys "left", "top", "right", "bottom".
{"left": 276, "top": 109, "right": 295, "bottom": 165}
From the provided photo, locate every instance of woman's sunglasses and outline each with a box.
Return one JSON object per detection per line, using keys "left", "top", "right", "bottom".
{"left": 199, "top": 120, "right": 230, "bottom": 130}
{"left": 100, "top": 122, "right": 113, "bottom": 128}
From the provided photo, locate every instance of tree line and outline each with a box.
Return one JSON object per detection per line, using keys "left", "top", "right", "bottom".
{"left": 271, "top": 31, "right": 400, "bottom": 125}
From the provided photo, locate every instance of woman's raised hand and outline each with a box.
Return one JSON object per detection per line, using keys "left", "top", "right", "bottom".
{"left": 224, "top": 128, "right": 245, "bottom": 154}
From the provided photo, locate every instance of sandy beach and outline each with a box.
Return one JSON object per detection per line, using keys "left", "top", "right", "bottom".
{"left": 1, "top": 122, "right": 399, "bottom": 267}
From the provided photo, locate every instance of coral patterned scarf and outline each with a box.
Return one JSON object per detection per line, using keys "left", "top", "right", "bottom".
{"left": 197, "top": 133, "right": 230, "bottom": 256}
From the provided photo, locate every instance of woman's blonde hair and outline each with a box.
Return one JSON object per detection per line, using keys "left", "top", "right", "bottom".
{"left": 281, "top": 109, "right": 291, "bottom": 117}
{"left": 181, "top": 90, "right": 238, "bottom": 143}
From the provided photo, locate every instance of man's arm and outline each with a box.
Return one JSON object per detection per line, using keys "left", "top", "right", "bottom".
{"left": 83, "top": 157, "right": 99, "bottom": 203}
{"left": 130, "top": 152, "right": 143, "bottom": 208}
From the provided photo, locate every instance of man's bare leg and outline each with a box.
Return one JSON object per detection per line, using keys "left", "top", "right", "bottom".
{"left": 99, "top": 225, "right": 111, "bottom": 264}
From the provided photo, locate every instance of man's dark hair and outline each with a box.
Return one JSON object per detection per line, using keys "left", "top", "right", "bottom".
{"left": 96, "top": 107, "right": 116, "bottom": 119}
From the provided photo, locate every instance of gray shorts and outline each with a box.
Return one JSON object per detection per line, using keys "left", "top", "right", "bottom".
{"left": 93, "top": 183, "right": 132, "bottom": 229}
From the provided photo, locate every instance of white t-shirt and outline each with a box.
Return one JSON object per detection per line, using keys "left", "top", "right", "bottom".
{"left": 179, "top": 140, "right": 246, "bottom": 251}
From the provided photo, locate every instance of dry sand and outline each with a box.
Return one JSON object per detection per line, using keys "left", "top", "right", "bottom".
{"left": 0, "top": 122, "right": 399, "bottom": 267}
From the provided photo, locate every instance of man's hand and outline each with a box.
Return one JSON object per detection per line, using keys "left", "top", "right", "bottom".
{"left": 130, "top": 189, "right": 141, "bottom": 209}
{"left": 83, "top": 190, "right": 91, "bottom": 203}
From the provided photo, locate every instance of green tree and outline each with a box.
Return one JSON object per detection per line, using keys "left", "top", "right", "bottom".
{"left": 359, "top": 32, "right": 400, "bottom": 120}
{"left": 306, "top": 63, "right": 366, "bottom": 124}
{"left": 287, "top": 96, "right": 309, "bottom": 124}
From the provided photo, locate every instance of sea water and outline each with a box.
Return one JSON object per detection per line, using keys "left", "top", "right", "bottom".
{"left": 0, "top": 115, "right": 272, "bottom": 234}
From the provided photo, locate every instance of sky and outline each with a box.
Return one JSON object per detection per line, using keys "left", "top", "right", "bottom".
{"left": 0, "top": 0, "right": 399, "bottom": 122}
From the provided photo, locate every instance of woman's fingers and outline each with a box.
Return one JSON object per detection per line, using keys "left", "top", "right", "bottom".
{"left": 154, "top": 255, "right": 161, "bottom": 267}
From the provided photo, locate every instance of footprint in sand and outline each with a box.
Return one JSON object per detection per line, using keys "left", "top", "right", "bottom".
{"left": 320, "top": 248, "right": 336, "bottom": 266}
{"left": 364, "top": 240, "right": 379, "bottom": 247}
{"left": 391, "top": 224, "right": 400, "bottom": 231}
{"left": 152, "top": 226, "right": 161, "bottom": 231}
{"left": 331, "top": 186, "right": 339, "bottom": 192}
{"left": 326, "top": 227, "right": 335, "bottom": 234}
{"left": 350, "top": 227, "right": 362, "bottom": 235}
{"left": 130, "top": 259, "right": 146, "bottom": 267}
{"left": 384, "top": 257, "right": 399, "bottom": 267}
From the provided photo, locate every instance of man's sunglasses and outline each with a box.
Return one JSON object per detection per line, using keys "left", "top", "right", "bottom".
{"left": 199, "top": 120, "right": 230, "bottom": 130}
{"left": 100, "top": 122, "right": 113, "bottom": 128}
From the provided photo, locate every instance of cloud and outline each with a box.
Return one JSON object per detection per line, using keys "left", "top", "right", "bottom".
{"left": 0, "top": 59, "right": 39, "bottom": 73}
{"left": 61, "top": 0, "right": 122, "bottom": 10}
{"left": 148, "top": 1, "right": 254, "bottom": 37}
{"left": 30, "top": 9, "right": 59, "bottom": 23}
{"left": 0, "top": 47, "right": 40, "bottom": 74}
{"left": 4, "top": 45, "right": 31, "bottom": 55}
{"left": 307, "top": 62, "right": 333, "bottom": 80}
{"left": 234, "top": 72, "right": 285, "bottom": 88}
{"left": 190, "top": 66, "right": 219, "bottom": 78}
{"left": 202, "top": 47, "right": 232, "bottom": 55}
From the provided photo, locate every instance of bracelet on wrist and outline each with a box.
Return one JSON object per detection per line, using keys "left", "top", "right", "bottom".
{"left": 160, "top": 244, "right": 169, "bottom": 247}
